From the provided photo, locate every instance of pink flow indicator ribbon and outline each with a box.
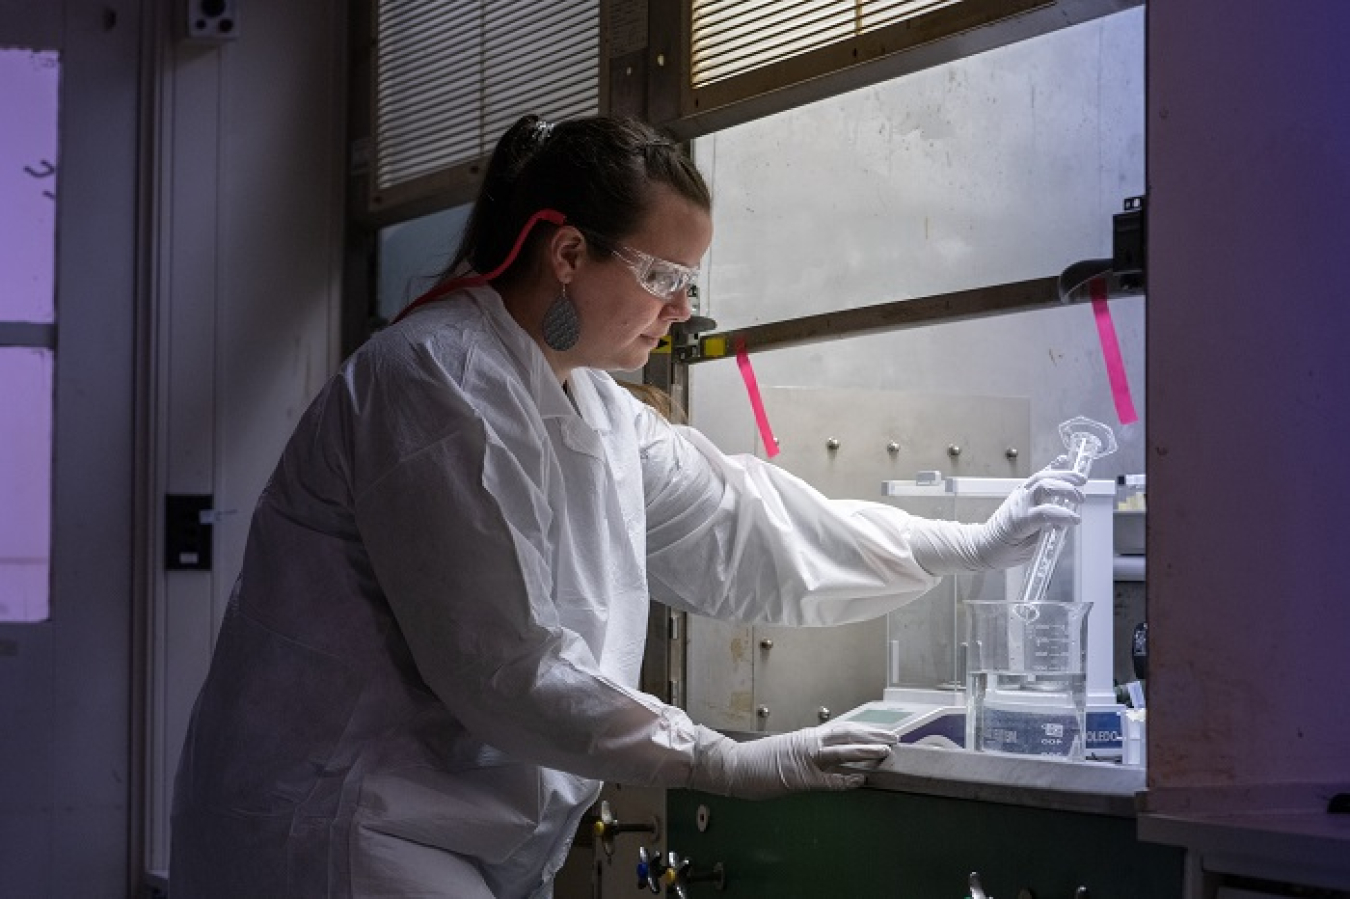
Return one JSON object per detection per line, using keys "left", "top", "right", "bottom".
{"left": 1090, "top": 277, "right": 1139, "bottom": 425}
{"left": 734, "top": 339, "right": 780, "bottom": 458}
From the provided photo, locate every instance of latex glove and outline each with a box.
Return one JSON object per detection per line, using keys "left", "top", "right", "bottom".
{"left": 688, "top": 722, "right": 897, "bottom": 800}
{"left": 908, "top": 458, "right": 1086, "bottom": 575}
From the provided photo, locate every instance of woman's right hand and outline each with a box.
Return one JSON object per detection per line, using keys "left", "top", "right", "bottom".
{"left": 688, "top": 722, "right": 896, "bottom": 800}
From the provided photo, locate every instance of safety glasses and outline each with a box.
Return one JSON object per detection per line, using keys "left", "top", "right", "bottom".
{"left": 604, "top": 242, "right": 700, "bottom": 300}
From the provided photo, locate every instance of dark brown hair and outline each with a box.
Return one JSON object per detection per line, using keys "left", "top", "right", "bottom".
{"left": 450, "top": 115, "right": 711, "bottom": 287}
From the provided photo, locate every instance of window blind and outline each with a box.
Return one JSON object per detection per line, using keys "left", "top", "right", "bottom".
{"left": 373, "top": 0, "right": 600, "bottom": 194}
{"left": 691, "top": 0, "right": 962, "bottom": 88}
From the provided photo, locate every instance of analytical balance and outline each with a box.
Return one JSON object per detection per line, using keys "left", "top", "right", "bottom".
{"left": 839, "top": 469, "right": 1122, "bottom": 759}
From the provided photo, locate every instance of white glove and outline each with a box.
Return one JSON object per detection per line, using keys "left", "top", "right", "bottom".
{"left": 688, "top": 722, "right": 897, "bottom": 800}
{"left": 908, "top": 458, "right": 1086, "bottom": 575}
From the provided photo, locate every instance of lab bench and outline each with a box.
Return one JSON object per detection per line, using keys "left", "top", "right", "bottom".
{"left": 661, "top": 744, "right": 1181, "bottom": 899}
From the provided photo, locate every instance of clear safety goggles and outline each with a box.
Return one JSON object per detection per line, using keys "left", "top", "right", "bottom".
{"left": 605, "top": 242, "right": 700, "bottom": 300}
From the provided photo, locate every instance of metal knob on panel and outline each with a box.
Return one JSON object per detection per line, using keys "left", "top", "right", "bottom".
{"left": 967, "top": 870, "right": 1091, "bottom": 899}
{"left": 665, "top": 850, "right": 728, "bottom": 897}
{"left": 637, "top": 846, "right": 663, "bottom": 894}
{"left": 638, "top": 847, "right": 726, "bottom": 897}
{"left": 592, "top": 800, "right": 658, "bottom": 858}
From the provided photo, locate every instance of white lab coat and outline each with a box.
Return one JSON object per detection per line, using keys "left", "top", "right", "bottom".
{"left": 170, "top": 285, "right": 942, "bottom": 898}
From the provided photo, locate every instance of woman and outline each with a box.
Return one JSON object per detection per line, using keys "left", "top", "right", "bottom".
{"left": 170, "top": 114, "right": 1082, "bottom": 898}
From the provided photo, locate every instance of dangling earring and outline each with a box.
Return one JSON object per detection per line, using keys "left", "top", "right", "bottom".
{"left": 541, "top": 283, "right": 581, "bottom": 351}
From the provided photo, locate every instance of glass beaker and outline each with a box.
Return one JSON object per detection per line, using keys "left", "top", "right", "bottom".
{"left": 964, "top": 600, "right": 1093, "bottom": 760}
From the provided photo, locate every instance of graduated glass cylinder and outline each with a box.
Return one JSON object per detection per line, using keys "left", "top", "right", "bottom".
{"left": 1015, "top": 430, "right": 1102, "bottom": 606}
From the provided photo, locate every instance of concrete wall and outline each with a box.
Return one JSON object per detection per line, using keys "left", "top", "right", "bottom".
{"left": 691, "top": 9, "right": 1145, "bottom": 477}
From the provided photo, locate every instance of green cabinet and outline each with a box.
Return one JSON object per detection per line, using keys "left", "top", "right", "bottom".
{"left": 665, "top": 787, "right": 1183, "bottom": 898}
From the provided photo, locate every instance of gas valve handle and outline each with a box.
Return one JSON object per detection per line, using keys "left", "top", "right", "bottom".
{"left": 636, "top": 845, "right": 663, "bottom": 894}
{"left": 663, "top": 850, "right": 727, "bottom": 897}
{"left": 595, "top": 800, "right": 659, "bottom": 858}
{"left": 964, "top": 873, "right": 1091, "bottom": 899}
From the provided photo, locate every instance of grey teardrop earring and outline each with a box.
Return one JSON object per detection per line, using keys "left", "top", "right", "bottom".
{"left": 541, "top": 284, "right": 581, "bottom": 351}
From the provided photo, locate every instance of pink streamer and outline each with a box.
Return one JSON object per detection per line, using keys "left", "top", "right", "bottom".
{"left": 1090, "top": 277, "right": 1139, "bottom": 425}
{"left": 735, "top": 341, "right": 780, "bottom": 458}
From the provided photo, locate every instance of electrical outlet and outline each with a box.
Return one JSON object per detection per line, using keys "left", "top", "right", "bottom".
{"left": 183, "top": 0, "right": 239, "bottom": 42}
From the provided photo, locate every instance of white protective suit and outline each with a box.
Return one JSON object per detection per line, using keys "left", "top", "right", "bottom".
{"left": 170, "top": 285, "right": 952, "bottom": 898}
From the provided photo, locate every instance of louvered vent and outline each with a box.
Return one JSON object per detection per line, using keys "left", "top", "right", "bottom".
{"left": 374, "top": 0, "right": 600, "bottom": 193}
{"left": 691, "top": 0, "right": 962, "bottom": 88}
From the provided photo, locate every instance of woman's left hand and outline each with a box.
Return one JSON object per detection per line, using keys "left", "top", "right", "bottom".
{"left": 908, "top": 458, "right": 1086, "bottom": 574}
{"left": 973, "top": 457, "right": 1086, "bottom": 568}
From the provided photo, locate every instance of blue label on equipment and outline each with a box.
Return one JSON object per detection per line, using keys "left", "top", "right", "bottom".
{"left": 1080, "top": 707, "right": 1123, "bottom": 750}
{"left": 1086, "top": 710, "right": 1123, "bottom": 751}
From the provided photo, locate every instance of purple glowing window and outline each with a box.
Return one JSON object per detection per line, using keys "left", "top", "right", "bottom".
{"left": 2, "top": 47, "right": 59, "bottom": 622}
{"left": 0, "top": 349, "right": 53, "bottom": 622}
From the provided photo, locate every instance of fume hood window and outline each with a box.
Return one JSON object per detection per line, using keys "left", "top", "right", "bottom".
{"left": 0, "top": 47, "right": 59, "bottom": 622}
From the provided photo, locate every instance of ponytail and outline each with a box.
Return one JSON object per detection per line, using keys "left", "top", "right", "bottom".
{"left": 445, "top": 114, "right": 711, "bottom": 289}
{"left": 449, "top": 114, "right": 556, "bottom": 278}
